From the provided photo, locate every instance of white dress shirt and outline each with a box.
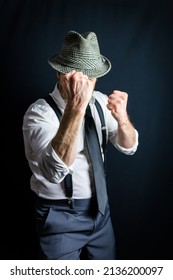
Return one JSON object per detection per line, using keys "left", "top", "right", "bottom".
{"left": 22, "top": 83, "right": 139, "bottom": 199}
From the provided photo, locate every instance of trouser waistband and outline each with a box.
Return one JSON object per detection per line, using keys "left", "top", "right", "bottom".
{"left": 37, "top": 196, "right": 97, "bottom": 210}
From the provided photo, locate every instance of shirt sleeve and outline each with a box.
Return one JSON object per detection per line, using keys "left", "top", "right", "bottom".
{"left": 109, "top": 129, "right": 139, "bottom": 155}
{"left": 22, "top": 99, "right": 73, "bottom": 183}
{"left": 37, "top": 142, "right": 74, "bottom": 183}
{"left": 93, "top": 91, "right": 139, "bottom": 155}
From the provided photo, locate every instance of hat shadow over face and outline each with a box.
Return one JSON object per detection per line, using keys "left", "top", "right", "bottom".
{"left": 48, "top": 31, "right": 111, "bottom": 78}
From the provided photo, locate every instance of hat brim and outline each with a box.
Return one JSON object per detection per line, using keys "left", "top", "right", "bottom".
{"left": 48, "top": 55, "right": 111, "bottom": 78}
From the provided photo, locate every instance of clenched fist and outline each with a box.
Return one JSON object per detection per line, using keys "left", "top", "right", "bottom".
{"left": 107, "top": 90, "right": 129, "bottom": 125}
{"left": 58, "top": 71, "right": 96, "bottom": 113}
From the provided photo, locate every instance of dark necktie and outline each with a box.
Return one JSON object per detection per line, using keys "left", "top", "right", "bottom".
{"left": 85, "top": 105, "right": 107, "bottom": 214}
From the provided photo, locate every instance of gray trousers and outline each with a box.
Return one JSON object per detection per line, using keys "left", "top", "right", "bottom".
{"left": 35, "top": 197, "right": 116, "bottom": 260}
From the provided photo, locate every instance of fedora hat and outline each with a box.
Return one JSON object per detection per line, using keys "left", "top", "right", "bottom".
{"left": 48, "top": 31, "right": 111, "bottom": 78}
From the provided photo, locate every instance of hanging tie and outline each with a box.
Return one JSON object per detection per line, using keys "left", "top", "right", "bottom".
{"left": 85, "top": 105, "right": 108, "bottom": 215}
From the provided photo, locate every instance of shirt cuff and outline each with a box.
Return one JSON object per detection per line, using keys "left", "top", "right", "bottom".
{"left": 51, "top": 144, "right": 74, "bottom": 173}
{"left": 39, "top": 143, "right": 74, "bottom": 183}
{"left": 116, "top": 129, "right": 139, "bottom": 155}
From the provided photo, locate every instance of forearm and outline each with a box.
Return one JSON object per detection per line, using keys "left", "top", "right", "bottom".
{"left": 52, "top": 109, "right": 84, "bottom": 166}
{"left": 51, "top": 71, "right": 96, "bottom": 166}
{"left": 117, "top": 117, "right": 136, "bottom": 148}
{"left": 107, "top": 90, "right": 137, "bottom": 149}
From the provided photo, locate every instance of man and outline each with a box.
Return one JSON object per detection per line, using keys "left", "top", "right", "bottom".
{"left": 22, "top": 30, "right": 139, "bottom": 260}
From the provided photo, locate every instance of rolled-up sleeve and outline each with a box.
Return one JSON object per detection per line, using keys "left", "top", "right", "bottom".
{"left": 105, "top": 96, "right": 139, "bottom": 155}
{"left": 112, "top": 129, "right": 139, "bottom": 155}
{"left": 22, "top": 99, "right": 73, "bottom": 184}
{"left": 37, "top": 142, "right": 73, "bottom": 183}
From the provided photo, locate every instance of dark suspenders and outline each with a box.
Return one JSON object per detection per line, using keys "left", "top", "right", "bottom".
{"left": 44, "top": 94, "right": 107, "bottom": 202}
{"left": 44, "top": 95, "right": 62, "bottom": 120}
{"left": 94, "top": 99, "right": 107, "bottom": 171}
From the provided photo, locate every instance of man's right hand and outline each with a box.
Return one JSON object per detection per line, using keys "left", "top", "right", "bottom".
{"left": 62, "top": 71, "right": 96, "bottom": 114}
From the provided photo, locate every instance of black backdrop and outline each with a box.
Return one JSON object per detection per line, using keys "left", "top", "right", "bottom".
{"left": 0, "top": 0, "right": 173, "bottom": 260}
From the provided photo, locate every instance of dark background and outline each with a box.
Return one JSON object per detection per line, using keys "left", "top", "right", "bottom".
{"left": 0, "top": 0, "right": 173, "bottom": 260}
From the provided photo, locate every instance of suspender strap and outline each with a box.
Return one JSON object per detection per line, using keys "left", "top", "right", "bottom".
{"left": 44, "top": 94, "right": 62, "bottom": 120}
{"left": 94, "top": 99, "right": 107, "bottom": 172}
{"left": 44, "top": 95, "right": 73, "bottom": 204}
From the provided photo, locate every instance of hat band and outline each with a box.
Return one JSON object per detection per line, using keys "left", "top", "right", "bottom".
{"left": 55, "top": 55, "right": 106, "bottom": 70}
